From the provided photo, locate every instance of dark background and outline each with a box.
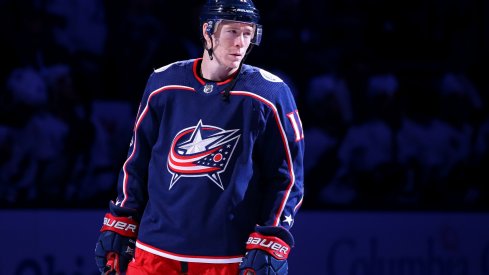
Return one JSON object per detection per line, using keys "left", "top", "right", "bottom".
{"left": 0, "top": 0, "right": 488, "bottom": 211}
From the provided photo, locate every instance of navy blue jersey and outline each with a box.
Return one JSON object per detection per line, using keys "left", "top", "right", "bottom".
{"left": 114, "top": 58, "right": 304, "bottom": 263}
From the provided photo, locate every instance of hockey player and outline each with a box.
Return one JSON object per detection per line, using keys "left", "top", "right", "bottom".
{"left": 94, "top": 0, "right": 304, "bottom": 274}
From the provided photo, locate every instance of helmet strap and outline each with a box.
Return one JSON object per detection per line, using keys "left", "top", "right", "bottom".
{"left": 206, "top": 40, "right": 214, "bottom": 61}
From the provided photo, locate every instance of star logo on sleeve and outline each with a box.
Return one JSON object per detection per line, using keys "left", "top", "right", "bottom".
{"left": 283, "top": 214, "right": 294, "bottom": 227}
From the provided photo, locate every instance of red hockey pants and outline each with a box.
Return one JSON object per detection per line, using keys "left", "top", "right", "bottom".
{"left": 127, "top": 247, "right": 240, "bottom": 275}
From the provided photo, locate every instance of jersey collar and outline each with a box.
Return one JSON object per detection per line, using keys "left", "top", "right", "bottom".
{"left": 192, "top": 58, "right": 238, "bottom": 86}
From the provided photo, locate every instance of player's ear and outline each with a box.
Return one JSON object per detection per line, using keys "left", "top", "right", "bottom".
{"left": 202, "top": 22, "right": 212, "bottom": 48}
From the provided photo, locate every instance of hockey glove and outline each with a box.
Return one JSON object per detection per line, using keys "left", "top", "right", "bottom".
{"left": 239, "top": 226, "right": 294, "bottom": 275}
{"left": 95, "top": 202, "right": 139, "bottom": 275}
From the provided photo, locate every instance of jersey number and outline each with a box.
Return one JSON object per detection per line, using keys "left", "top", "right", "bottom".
{"left": 286, "top": 110, "right": 304, "bottom": 142}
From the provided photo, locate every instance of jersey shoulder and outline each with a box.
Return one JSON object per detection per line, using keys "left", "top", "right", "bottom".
{"left": 145, "top": 59, "right": 194, "bottom": 89}
{"left": 153, "top": 59, "right": 194, "bottom": 74}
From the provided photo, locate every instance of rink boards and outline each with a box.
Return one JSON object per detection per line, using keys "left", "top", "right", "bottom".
{"left": 0, "top": 210, "right": 487, "bottom": 275}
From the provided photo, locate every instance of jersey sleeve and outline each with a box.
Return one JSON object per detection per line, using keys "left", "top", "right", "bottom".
{"left": 255, "top": 82, "right": 305, "bottom": 230}
{"left": 114, "top": 72, "right": 160, "bottom": 214}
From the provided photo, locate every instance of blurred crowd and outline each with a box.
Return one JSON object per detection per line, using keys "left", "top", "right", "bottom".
{"left": 0, "top": 0, "right": 488, "bottom": 210}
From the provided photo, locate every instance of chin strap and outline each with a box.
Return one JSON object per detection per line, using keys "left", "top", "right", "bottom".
{"left": 206, "top": 41, "right": 214, "bottom": 61}
{"left": 221, "top": 63, "right": 242, "bottom": 102}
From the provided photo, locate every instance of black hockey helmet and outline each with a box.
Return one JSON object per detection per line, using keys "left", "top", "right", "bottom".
{"left": 199, "top": 0, "right": 262, "bottom": 45}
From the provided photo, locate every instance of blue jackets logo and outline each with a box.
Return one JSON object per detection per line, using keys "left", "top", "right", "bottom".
{"left": 167, "top": 120, "right": 240, "bottom": 190}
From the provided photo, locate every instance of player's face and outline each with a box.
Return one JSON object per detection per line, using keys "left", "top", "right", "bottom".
{"left": 212, "top": 21, "right": 254, "bottom": 69}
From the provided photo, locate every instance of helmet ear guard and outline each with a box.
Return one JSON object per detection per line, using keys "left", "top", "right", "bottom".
{"left": 253, "top": 24, "right": 262, "bottom": 45}
{"left": 205, "top": 20, "right": 214, "bottom": 37}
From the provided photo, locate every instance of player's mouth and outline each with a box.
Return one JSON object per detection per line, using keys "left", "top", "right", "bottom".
{"left": 228, "top": 54, "right": 242, "bottom": 63}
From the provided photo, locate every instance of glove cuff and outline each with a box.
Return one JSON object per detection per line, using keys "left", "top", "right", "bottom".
{"left": 245, "top": 232, "right": 291, "bottom": 260}
{"left": 255, "top": 226, "right": 294, "bottom": 247}
{"left": 101, "top": 213, "right": 139, "bottom": 238}
{"left": 109, "top": 201, "right": 140, "bottom": 221}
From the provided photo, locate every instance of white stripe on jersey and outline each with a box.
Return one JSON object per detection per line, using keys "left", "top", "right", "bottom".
{"left": 136, "top": 241, "right": 243, "bottom": 264}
